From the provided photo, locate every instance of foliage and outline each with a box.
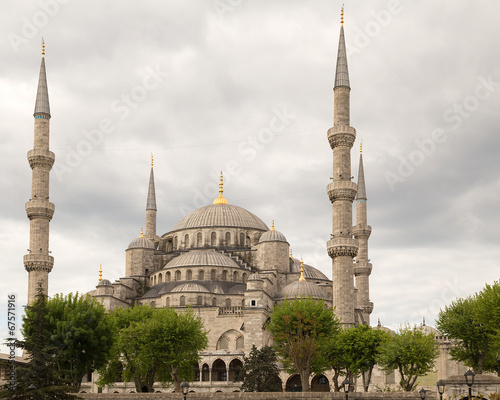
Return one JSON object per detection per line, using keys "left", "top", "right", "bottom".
{"left": 238, "top": 345, "right": 282, "bottom": 392}
{"left": 98, "top": 305, "right": 208, "bottom": 393}
{"left": 267, "top": 297, "right": 340, "bottom": 392}
{"left": 377, "top": 324, "right": 439, "bottom": 391}
{"left": 0, "top": 286, "right": 79, "bottom": 400}
{"left": 437, "top": 281, "right": 500, "bottom": 374}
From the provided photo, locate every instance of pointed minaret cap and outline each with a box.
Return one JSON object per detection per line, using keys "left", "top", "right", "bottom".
{"left": 146, "top": 154, "right": 157, "bottom": 211}
{"left": 356, "top": 142, "right": 367, "bottom": 200}
{"left": 213, "top": 171, "right": 228, "bottom": 205}
{"left": 34, "top": 38, "right": 51, "bottom": 118}
{"left": 334, "top": 7, "right": 350, "bottom": 89}
{"left": 299, "top": 257, "right": 306, "bottom": 282}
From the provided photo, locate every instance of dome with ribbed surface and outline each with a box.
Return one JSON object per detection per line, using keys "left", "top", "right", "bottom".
{"left": 290, "top": 258, "right": 328, "bottom": 280}
{"left": 281, "top": 280, "right": 326, "bottom": 300}
{"left": 259, "top": 229, "right": 287, "bottom": 243}
{"left": 128, "top": 236, "right": 155, "bottom": 250}
{"left": 171, "top": 283, "right": 210, "bottom": 293}
{"left": 171, "top": 204, "right": 268, "bottom": 231}
{"left": 97, "top": 279, "right": 112, "bottom": 286}
{"left": 165, "top": 250, "right": 239, "bottom": 269}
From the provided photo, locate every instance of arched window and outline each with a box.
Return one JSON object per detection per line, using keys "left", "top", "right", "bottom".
{"left": 165, "top": 297, "right": 170, "bottom": 307}
{"left": 212, "top": 297, "right": 217, "bottom": 306}
{"left": 187, "top": 270, "right": 192, "bottom": 280}
{"left": 210, "top": 270, "right": 216, "bottom": 280}
{"left": 242, "top": 273, "right": 247, "bottom": 283}
{"left": 198, "top": 270, "right": 204, "bottom": 280}
{"left": 233, "top": 271, "right": 238, "bottom": 281}
{"left": 211, "top": 232, "right": 217, "bottom": 246}
{"left": 218, "top": 336, "right": 229, "bottom": 350}
{"left": 202, "top": 364, "right": 210, "bottom": 382}
{"left": 180, "top": 296, "right": 185, "bottom": 306}
{"left": 225, "top": 298, "right": 231, "bottom": 308}
{"left": 175, "top": 270, "right": 181, "bottom": 281}
{"left": 236, "top": 336, "right": 244, "bottom": 349}
{"left": 153, "top": 275, "right": 157, "bottom": 285}
{"left": 229, "top": 359, "right": 243, "bottom": 382}
{"left": 222, "top": 270, "right": 228, "bottom": 281}
{"left": 197, "top": 232, "right": 202, "bottom": 247}
{"left": 211, "top": 359, "right": 227, "bottom": 382}
{"left": 166, "top": 271, "right": 171, "bottom": 281}
{"left": 240, "top": 232, "right": 245, "bottom": 246}
{"left": 184, "top": 234, "right": 190, "bottom": 248}
{"left": 173, "top": 236, "right": 178, "bottom": 250}
{"left": 158, "top": 273, "right": 163, "bottom": 283}
{"left": 197, "top": 296, "right": 202, "bottom": 306}
{"left": 193, "top": 363, "right": 200, "bottom": 381}
{"left": 225, "top": 232, "right": 231, "bottom": 246}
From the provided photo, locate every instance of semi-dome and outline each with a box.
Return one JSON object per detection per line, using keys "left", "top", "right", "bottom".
{"left": 165, "top": 250, "right": 240, "bottom": 269}
{"left": 128, "top": 229, "right": 155, "bottom": 250}
{"left": 281, "top": 280, "right": 326, "bottom": 300}
{"left": 97, "top": 279, "right": 112, "bottom": 286}
{"left": 290, "top": 257, "right": 328, "bottom": 280}
{"left": 171, "top": 204, "right": 268, "bottom": 232}
{"left": 171, "top": 282, "right": 210, "bottom": 293}
{"left": 259, "top": 222, "right": 287, "bottom": 243}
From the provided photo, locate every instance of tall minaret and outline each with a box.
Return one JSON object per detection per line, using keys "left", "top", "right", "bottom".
{"left": 327, "top": 9, "right": 358, "bottom": 326}
{"left": 145, "top": 154, "right": 157, "bottom": 239}
{"left": 24, "top": 40, "right": 55, "bottom": 304}
{"left": 353, "top": 143, "right": 373, "bottom": 324}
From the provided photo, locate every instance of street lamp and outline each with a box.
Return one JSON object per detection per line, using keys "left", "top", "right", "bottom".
{"left": 436, "top": 380, "right": 446, "bottom": 400}
{"left": 180, "top": 381, "right": 189, "bottom": 400}
{"left": 464, "top": 369, "right": 475, "bottom": 399}
{"left": 342, "top": 378, "right": 350, "bottom": 400}
{"left": 27, "top": 384, "right": 36, "bottom": 400}
{"left": 419, "top": 388, "right": 427, "bottom": 400}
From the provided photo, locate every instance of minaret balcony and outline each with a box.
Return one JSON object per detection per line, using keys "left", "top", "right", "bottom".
{"left": 354, "top": 262, "right": 372, "bottom": 276}
{"left": 353, "top": 225, "right": 372, "bottom": 239}
{"left": 23, "top": 254, "right": 54, "bottom": 272}
{"left": 327, "top": 125, "right": 356, "bottom": 149}
{"left": 27, "top": 149, "right": 55, "bottom": 169}
{"left": 327, "top": 237, "right": 358, "bottom": 258}
{"left": 25, "top": 200, "right": 55, "bottom": 220}
{"left": 327, "top": 181, "right": 357, "bottom": 202}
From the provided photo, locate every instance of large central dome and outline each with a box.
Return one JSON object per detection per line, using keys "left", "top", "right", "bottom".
{"left": 171, "top": 204, "right": 268, "bottom": 232}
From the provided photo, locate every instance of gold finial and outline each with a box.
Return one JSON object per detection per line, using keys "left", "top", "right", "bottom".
{"left": 360, "top": 141, "right": 363, "bottom": 154}
{"left": 151, "top": 153, "right": 154, "bottom": 167}
{"left": 290, "top": 249, "right": 293, "bottom": 258}
{"left": 140, "top": 228, "right": 144, "bottom": 238}
{"left": 341, "top": 5, "right": 344, "bottom": 25}
{"left": 42, "top": 38, "right": 45, "bottom": 57}
{"left": 271, "top": 220, "right": 275, "bottom": 231}
{"left": 213, "top": 171, "right": 228, "bottom": 205}
{"left": 299, "top": 256, "right": 306, "bottom": 281}
{"left": 99, "top": 264, "right": 102, "bottom": 282}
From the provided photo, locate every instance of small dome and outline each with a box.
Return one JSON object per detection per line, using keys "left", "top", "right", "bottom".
{"left": 171, "top": 283, "right": 209, "bottom": 293}
{"left": 97, "top": 279, "right": 112, "bottom": 286}
{"left": 259, "top": 229, "right": 287, "bottom": 243}
{"left": 165, "top": 250, "right": 239, "bottom": 269}
{"left": 128, "top": 229, "right": 155, "bottom": 250}
{"left": 281, "top": 280, "right": 326, "bottom": 300}
{"left": 290, "top": 257, "right": 328, "bottom": 280}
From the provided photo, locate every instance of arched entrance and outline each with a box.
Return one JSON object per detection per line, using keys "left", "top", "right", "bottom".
{"left": 311, "top": 374, "right": 330, "bottom": 392}
{"left": 201, "top": 363, "right": 209, "bottom": 381}
{"left": 228, "top": 359, "right": 243, "bottom": 382}
{"left": 211, "top": 359, "right": 227, "bottom": 382}
{"left": 285, "top": 374, "right": 302, "bottom": 392}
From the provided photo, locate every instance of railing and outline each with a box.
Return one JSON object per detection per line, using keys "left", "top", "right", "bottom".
{"left": 218, "top": 306, "right": 243, "bottom": 315}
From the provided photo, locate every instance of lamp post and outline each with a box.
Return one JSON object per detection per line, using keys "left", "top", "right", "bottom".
{"left": 342, "top": 378, "right": 350, "bottom": 400}
{"left": 436, "top": 380, "right": 446, "bottom": 400}
{"left": 181, "top": 381, "right": 189, "bottom": 400}
{"left": 464, "top": 369, "right": 475, "bottom": 399}
{"left": 419, "top": 388, "right": 427, "bottom": 400}
{"left": 27, "top": 384, "right": 36, "bottom": 400}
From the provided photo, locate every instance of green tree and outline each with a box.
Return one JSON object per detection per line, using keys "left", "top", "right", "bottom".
{"left": 98, "top": 305, "right": 208, "bottom": 392}
{"left": 0, "top": 286, "right": 79, "bottom": 400}
{"left": 437, "top": 281, "right": 500, "bottom": 374}
{"left": 378, "top": 324, "right": 439, "bottom": 391}
{"left": 267, "top": 297, "right": 340, "bottom": 392}
{"left": 238, "top": 345, "right": 282, "bottom": 392}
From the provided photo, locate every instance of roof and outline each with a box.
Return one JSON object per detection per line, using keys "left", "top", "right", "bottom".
{"left": 259, "top": 229, "right": 287, "bottom": 243}
{"left": 281, "top": 280, "right": 327, "bottom": 300}
{"left": 128, "top": 235, "right": 155, "bottom": 250}
{"left": 164, "top": 250, "right": 240, "bottom": 269}
{"left": 171, "top": 282, "right": 209, "bottom": 293}
{"left": 142, "top": 280, "right": 246, "bottom": 298}
{"left": 356, "top": 153, "right": 367, "bottom": 200}
{"left": 334, "top": 25, "right": 350, "bottom": 89}
{"left": 34, "top": 57, "right": 51, "bottom": 117}
{"left": 290, "top": 257, "right": 329, "bottom": 280}
{"left": 146, "top": 166, "right": 157, "bottom": 211}
{"left": 171, "top": 204, "right": 268, "bottom": 232}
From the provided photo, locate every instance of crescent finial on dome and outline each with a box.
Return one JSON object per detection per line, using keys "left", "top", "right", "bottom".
{"left": 140, "top": 227, "right": 144, "bottom": 238}
{"left": 99, "top": 264, "right": 102, "bottom": 282}
{"left": 213, "top": 171, "right": 228, "bottom": 205}
{"left": 299, "top": 256, "right": 306, "bottom": 281}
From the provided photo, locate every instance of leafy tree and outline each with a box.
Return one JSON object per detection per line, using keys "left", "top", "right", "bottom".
{"left": 377, "top": 324, "right": 439, "bottom": 391}
{"left": 324, "top": 331, "right": 349, "bottom": 392}
{"left": 98, "top": 305, "right": 208, "bottom": 392}
{"left": 437, "top": 281, "right": 500, "bottom": 374}
{"left": 0, "top": 286, "right": 79, "bottom": 400}
{"left": 238, "top": 345, "right": 282, "bottom": 392}
{"left": 267, "top": 297, "right": 340, "bottom": 392}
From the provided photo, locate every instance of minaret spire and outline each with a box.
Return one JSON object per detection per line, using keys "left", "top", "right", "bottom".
{"left": 353, "top": 143, "right": 373, "bottom": 324}
{"left": 24, "top": 41, "right": 55, "bottom": 303}
{"left": 145, "top": 154, "right": 157, "bottom": 239}
{"left": 213, "top": 171, "right": 228, "bottom": 205}
{"left": 327, "top": 8, "right": 358, "bottom": 326}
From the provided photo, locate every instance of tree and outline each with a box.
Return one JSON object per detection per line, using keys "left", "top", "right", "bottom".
{"left": 437, "top": 281, "right": 500, "bottom": 374}
{"left": 98, "top": 305, "right": 208, "bottom": 392}
{"left": 267, "top": 297, "right": 340, "bottom": 392}
{"left": 378, "top": 324, "right": 439, "bottom": 391}
{"left": 0, "top": 286, "right": 79, "bottom": 400}
{"left": 238, "top": 345, "right": 282, "bottom": 392}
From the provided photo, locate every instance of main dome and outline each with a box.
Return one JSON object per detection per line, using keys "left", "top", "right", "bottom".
{"left": 171, "top": 204, "right": 268, "bottom": 232}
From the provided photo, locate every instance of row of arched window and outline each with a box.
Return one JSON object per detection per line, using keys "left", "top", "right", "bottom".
{"left": 195, "top": 359, "right": 243, "bottom": 382}
{"left": 163, "top": 296, "right": 244, "bottom": 308}
{"left": 151, "top": 269, "right": 248, "bottom": 285}
{"left": 172, "top": 231, "right": 249, "bottom": 250}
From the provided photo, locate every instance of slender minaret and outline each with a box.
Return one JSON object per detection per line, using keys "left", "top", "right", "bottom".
{"left": 145, "top": 154, "right": 157, "bottom": 239}
{"left": 327, "top": 9, "right": 358, "bottom": 326}
{"left": 24, "top": 40, "right": 55, "bottom": 304}
{"left": 353, "top": 143, "right": 373, "bottom": 324}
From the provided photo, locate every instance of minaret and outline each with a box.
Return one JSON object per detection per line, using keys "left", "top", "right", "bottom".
{"left": 145, "top": 154, "right": 157, "bottom": 239}
{"left": 327, "top": 9, "right": 358, "bottom": 326}
{"left": 353, "top": 143, "right": 373, "bottom": 324}
{"left": 24, "top": 40, "right": 55, "bottom": 304}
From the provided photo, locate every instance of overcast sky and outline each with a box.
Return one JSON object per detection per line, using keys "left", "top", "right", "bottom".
{"left": 1, "top": 1, "right": 499, "bottom": 351}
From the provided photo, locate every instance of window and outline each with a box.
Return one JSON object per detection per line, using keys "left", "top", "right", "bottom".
{"left": 251, "top": 300, "right": 256, "bottom": 307}
{"left": 158, "top": 273, "right": 163, "bottom": 283}
{"left": 197, "top": 232, "right": 202, "bottom": 247}
{"left": 180, "top": 296, "right": 185, "bottom": 306}
{"left": 222, "top": 270, "right": 228, "bottom": 281}
{"left": 165, "top": 297, "right": 170, "bottom": 307}
{"left": 225, "top": 232, "right": 231, "bottom": 246}
{"left": 242, "top": 273, "right": 247, "bottom": 282}
{"left": 236, "top": 336, "right": 244, "bottom": 349}
{"left": 187, "top": 270, "right": 192, "bottom": 280}
{"left": 184, "top": 234, "right": 190, "bottom": 248}
{"left": 197, "top": 296, "right": 202, "bottom": 305}
{"left": 211, "top": 232, "right": 217, "bottom": 246}
{"left": 225, "top": 298, "right": 231, "bottom": 308}
{"left": 198, "top": 270, "right": 204, "bottom": 280}
{"left": 166, "top": 271, "right": 171, "bottom": 281}
{"left": 175, "top": 270, "right": 181, "bottom": 281}
{"left": 212, "top": 297, "right": 217, "bottom": 306}
{"left": 240, "top": 232, "right": 245, "bottom": 246}
{"left": 211, "top": 270, "right": 216, "bottom": 280}
{"left": 173, "top": 236, "right": 178, "bottom": 250}
{"left": 233, "top": 271, "right": 238, "bottom": 281}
